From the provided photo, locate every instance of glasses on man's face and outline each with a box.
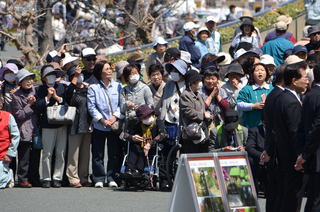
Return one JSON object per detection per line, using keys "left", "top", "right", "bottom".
{"left": 85, "top": 57, "right": 96, "bottom": 62}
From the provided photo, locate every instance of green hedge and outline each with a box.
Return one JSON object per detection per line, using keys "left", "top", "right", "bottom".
{"left": 106, "top": 0, "right": 305, "bottom": 64}
{"left": 218, "top": 0, "right": 305, "bottom": 43}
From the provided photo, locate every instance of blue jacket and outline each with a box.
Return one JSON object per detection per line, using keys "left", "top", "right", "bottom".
{"left": 261, "top": 37, "right": 294, "bottom": 66}
{"left": 179, "top": 35, "right": 201, "bottom": 67}
{"left": 195, "top": 40, "right": 209, "bottom": 59}
{"left": 87, "top": 79, "right": 122, "bottom": 132}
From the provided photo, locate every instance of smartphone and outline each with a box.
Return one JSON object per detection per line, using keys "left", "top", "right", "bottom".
{"left": 65, "top": 44, "right": 73, "bottom": 51}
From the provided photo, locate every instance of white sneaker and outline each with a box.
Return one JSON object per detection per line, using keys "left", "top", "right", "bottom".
{"left": 7, "top": 169, "right": 14, "bottom": 188}
{"left": 94, "top": 182, "right": 104, "bottom": 188}
{"left": 108, "top": 181, "right": 118, "bottom": 188}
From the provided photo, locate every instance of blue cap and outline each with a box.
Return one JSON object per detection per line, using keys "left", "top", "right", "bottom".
{"left": 165, "top": 59, "right": 188, "bottom": 76}
{"left": 293, "top": 45, "right": 308, "bottom": 55}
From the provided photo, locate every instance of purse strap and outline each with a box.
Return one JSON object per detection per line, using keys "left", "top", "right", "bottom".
{"left": 100, "top": 82, "right": 114, "bottom": 114}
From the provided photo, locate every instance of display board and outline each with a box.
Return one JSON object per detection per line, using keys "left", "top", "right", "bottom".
{"left": 169, "top": 152, "right": 260, "bottom": 212}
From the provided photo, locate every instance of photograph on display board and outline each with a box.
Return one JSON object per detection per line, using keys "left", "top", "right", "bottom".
{"left": 218, "top": 156, "right": 257, "bottom": 212}
{"left": 188, "top": 158, "right": 225, "bottom": 212}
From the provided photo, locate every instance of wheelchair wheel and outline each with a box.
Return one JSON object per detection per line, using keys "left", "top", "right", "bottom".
{"left": 165, "top": 143, "right": 181, "bottom": 188}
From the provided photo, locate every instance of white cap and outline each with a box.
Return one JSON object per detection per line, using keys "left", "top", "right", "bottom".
{"left": 180, "top": 50, "right": 192, "bottom": 64}
{"left": 183, "top": 22, "right": 199, "bottom": 32}
{"left": 81, "top": 47, "right": 96, "bottom": 58}
{"left": 62, "top": 53, "right": 79, "bottom": 67}
{"left": 153, "top": 37, "right": 168, "bottom": 47}
{"left": 206, "top": 16, "right": 219, "bottom": 23}
{"left": 48, "top": 50, "right": 59, "bottom": 58}
{"left": 260, "top": 54, "right": 276, "bottom": 66}
{"left": 217, "top": 52, "right": 232, "bottom": 65}
{"left": 285, "top": 55, "right": 304, "bottom": 65}
{"left": 234, "top": 48, "right": 247, "bottom": 59}
{"left": 197, "top": 27, "right": 210, "bottom": 35}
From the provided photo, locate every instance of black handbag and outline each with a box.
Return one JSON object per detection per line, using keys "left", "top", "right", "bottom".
{"left": 182, "top": 122, "right": 203, "bottom": 141}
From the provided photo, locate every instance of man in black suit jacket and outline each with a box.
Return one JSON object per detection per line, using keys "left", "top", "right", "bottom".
{"left": 261, "top": 65, "right": 285, "bottom": 212}
{"left": 246, "top": 124, "right": 267, "bottom": 194}
{"left": 295, "top": 64, "right": 320, "bottom": 211}
{"left": 271, "top": 61, "right": 308, "bottom": 212}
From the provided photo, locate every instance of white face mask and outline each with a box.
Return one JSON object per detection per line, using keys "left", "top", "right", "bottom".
{"left": 46, "top": 75, "right": 56, "bottom": 87}
{"left": 142, "top": 116, "right": 155, "bottom": 125}
{"left": 77, "top": 74, "right": 84, "bottom": 84}
{"left": 129, "top": 74, "right": 140, "bottom": 84}
{"left": 4, "top": 73, "right": 16, "bottom": 83}
{"left": 169, "top": 72, "right": 181, "bottom": 82}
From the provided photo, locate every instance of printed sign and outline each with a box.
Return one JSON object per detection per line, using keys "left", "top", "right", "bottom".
{"left": 169, "top": 153, "right": 260, "bottom": 212}
{"left": 188, "top": 158, "right": 225, "bottom": 212}
{"left": 218, "top": 156, "right": 258, "bottom": 212}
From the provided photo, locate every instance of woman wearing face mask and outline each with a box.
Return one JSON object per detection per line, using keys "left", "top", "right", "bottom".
{"left": 35, "top": 65, "right": 67, "bottom": 188}
{"left": 120, "top": 64, "right": 153, "bottom": 122}
{"left": 158, "top": 59, "right": 187, "bottom": 190}
{"left": 0, "top": 63, "right": 19, "bottom": 113}
{"left": 199, "top": 68, "right": 230, "bottom": 127}
{"left": 65, "top": 66, "right": 91, "bottom": 188}
{"left": 11, "top": 69, "right": 37, "bottom": 188}
{"left": 180, "top": 70, "right": 214, "bottom": 153}
{"left": 123, "top": 104, "right": 166, "bottom": 177}
{"left": 87, "top": 61, "right": 123, "bottom": 188}
{"left": 237, "top": 63, "right": 273, "bottom": 128}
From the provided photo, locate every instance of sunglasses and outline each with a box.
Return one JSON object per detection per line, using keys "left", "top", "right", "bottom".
{"left": 84, "top": 57, "right": 96, "bottom": 62}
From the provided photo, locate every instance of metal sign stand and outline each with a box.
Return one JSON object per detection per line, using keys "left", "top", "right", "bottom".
{"left": 169, "top": 152, "right": 260, "bottom": 212}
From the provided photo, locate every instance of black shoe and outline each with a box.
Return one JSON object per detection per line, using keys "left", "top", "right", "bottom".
{"left": 42, "top": 181, "right": 51, "bottom": 188}
{"left": 52, "top": 180, "right": 61, "bottom": 188}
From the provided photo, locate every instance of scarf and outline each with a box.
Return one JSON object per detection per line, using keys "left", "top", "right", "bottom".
{"left": 141, "top": 120, "right": 156, "bottom": 147}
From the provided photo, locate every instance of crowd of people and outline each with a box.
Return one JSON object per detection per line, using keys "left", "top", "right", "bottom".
{"left": 0, "top": 6, "right": 320, "bottom": 211}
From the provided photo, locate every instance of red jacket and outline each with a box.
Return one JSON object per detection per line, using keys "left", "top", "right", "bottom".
{"left": 0, "top": 110, "right": 11, "bottom": 160}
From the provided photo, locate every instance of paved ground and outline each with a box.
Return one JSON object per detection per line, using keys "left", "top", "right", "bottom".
{"left": 0, "top": 188, "right": 171, "bottom": 212}
{"left": 0, "top": 187, "right": 307, "bottom": 212}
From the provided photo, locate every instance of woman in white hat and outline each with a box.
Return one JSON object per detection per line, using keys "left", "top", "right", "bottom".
{"left": 195, "top": 27, "right": 211, "bottom": 59}
{"left": 145, "top": 37, "right": 168, "bottom": 72}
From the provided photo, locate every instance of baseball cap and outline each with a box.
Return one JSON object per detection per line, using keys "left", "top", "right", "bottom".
{"left": 183, "top": 22, "right": 199, "bottom": 32}
{"left": 275, "top": 21, "right": 287, "bottom": 31}
{"left": 206, "top": 16, "right": 219, "bottom": 23}
{"left": 153, "top": 37, "right": 168, "bottom": 47}
{"left": 81, "top": 47, "right": 96, "bottom": 58}
{"left": 292, "top": 45, "right": 308, "bottom": 55}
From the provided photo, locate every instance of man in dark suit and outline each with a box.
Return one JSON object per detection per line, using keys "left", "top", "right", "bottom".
{"left": 246, "top": 124, "right": 267, "bottom": 194}
{"left": 295, "top": 64, "right": 320, "bottom": 211}
{"left": 271, "top": 61, "right": 308, "bottom": 212}
{"left": 261, "top": 65, "right": 285, "bottom": 212}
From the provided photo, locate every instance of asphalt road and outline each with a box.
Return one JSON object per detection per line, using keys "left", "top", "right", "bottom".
{"left": 0, "top": 187, "right": 307, "bottom": 212}
{"left": 0, "top": 188, "right": 171, "bottom": 212}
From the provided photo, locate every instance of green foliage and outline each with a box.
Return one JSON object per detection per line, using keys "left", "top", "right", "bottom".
{"left": 218, "top": 0, "right": 305, "bottom": 43}
{"left": 106, "top": 0, "right": 304, "bottom": 65}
